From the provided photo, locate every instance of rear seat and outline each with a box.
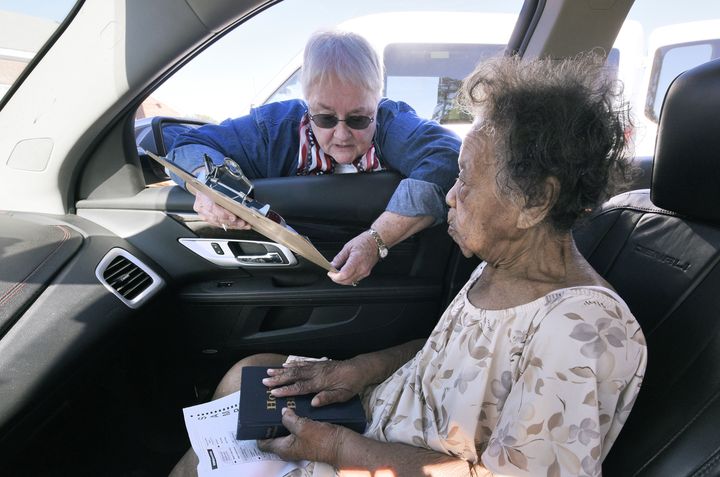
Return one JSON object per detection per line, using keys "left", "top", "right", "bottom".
{"left": 574, "top": 58, "right": 720, "bottom": 476}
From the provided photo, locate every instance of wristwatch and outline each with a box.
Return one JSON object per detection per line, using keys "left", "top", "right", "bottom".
{"left": 368, "top": 228, "right": 389, "bottom": 259}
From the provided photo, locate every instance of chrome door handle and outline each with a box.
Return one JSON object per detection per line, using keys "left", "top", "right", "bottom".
{"left": 236, "top": 252, "right": 283, "bottom": 265}
{"left": 178, "top": 238, "right": 297, "bottom": 267}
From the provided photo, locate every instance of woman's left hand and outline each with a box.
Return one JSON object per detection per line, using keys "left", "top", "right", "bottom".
{"left": 328, "top": 232, "right": 379, "bottom": 286}
{"left": 257, "top": 408, "right": 346, "bottom": 464}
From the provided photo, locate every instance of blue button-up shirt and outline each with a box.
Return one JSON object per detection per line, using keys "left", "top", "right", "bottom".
{"left": 168, "top": 98, "right": 460, "bottom": 224}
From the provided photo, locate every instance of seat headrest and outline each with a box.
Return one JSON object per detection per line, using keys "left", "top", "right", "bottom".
{"left": 651, "top": 58, "right": 720, "bottom": 222}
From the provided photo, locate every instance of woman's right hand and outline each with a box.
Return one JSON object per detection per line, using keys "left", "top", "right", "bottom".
{"left": 192, "top": 191, "right": 251, "bottom": 230}
{"left": 262, "top": 358, "right": 371, "bottom": 407}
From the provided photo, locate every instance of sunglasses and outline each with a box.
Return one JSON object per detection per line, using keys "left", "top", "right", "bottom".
{"left": 307, "top": 111, "right": 375, "bottom": 130}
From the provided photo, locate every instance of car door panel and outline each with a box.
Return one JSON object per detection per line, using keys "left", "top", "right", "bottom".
{"left": 76, "top": 170, "right": 458, "bottom": 365}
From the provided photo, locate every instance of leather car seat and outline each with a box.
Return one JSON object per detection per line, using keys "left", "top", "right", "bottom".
{"left": 574, "top": 58, "right": 720, "bottom": 476}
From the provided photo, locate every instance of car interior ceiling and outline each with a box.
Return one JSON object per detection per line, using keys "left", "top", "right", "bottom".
{"left": 2, "top": 0, "right": 718, "bottom": 475}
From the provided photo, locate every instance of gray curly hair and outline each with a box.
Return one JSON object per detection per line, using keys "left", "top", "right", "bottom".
{"left": 459, "top": 54, "right": 632, "bottom": 231}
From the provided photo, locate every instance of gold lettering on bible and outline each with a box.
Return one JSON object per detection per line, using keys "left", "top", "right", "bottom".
{"left": 287, "top": 397, "right": 296, "bottom": 409}
{"left": 266, "top": 390, "right": 276, "bottom": 410}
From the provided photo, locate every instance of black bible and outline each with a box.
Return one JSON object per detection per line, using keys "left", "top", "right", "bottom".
{"left": 236, "top": 366, "right": 367, "bottom": 440}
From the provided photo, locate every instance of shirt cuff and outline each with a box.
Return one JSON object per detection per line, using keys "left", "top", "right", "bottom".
{"left": 385, "top": 178, "right": 448, "bottom": 226}
{"left": 167, "top": 144, "right": 225, "bottom": 189}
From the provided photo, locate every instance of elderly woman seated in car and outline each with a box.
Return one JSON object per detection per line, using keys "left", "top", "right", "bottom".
{"left": 167, "top": 29, "right": 460, "bottom": 287}
{"left": 171, "top": 54, "right": 647, "bottom": 477}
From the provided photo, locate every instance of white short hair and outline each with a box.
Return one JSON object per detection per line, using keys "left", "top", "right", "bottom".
{"left": 301, "top": 30, "right": 383, "bottom": 101}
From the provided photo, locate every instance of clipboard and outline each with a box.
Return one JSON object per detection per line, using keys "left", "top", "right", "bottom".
{"left": 148, "top": 152, "right": 336, "bottom": 272}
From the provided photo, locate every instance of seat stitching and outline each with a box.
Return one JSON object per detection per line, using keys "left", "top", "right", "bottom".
{"left": 591, "top": 202, "right": 720, "bottom": 337}
{"left": 633, "top": 387, "right": 720, "bottom": 476}
{"left": 596, "top": 203, "right": 678, "bottom": 218}
{"left": 644, "top": 242, "right": 720, "bottom": 337}
{"left": 695, "top": 450, "right": 720, "bottom": 477}
{"left": 0, "top": 226, "right": 72, "bottom": 307}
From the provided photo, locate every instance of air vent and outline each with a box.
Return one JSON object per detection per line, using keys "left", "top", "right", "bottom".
{"left": 103, "top": 255, "right": 152, "bottom": 299}
{"left": 96, "top": 248, "right": 163, "bottom": 308}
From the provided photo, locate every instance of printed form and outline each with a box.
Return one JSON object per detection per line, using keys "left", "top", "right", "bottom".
{"left": 182, "top": 391, "right": 308, "bottom": 476}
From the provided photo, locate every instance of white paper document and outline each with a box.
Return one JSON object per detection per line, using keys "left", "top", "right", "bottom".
{"left": 182, "top": 391, "right": 308, "bottom": 476}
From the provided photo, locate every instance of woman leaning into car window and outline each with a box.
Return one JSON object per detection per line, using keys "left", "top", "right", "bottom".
{"left": 170, "top": 54, "right": 647, "bottom": 477}
{"left": 166, "top": 29, "right": 460, "bottom": 286}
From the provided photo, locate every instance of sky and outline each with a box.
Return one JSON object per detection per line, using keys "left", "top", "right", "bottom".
{"left": 2, "top": 0, "right": 720, "bottom": 121}
{"left": 0, "top": 0, "right": 76, "bottom": 22}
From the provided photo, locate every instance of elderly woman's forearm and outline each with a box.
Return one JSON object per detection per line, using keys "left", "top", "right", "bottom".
{"left": 349, "top": 339, "right": 424, "bottom": 385}
{"left": 333, "top": 431, "right": 487, "bottom": 477}
{"left": 371, "top": 211, "right": 434, "bottom": 248}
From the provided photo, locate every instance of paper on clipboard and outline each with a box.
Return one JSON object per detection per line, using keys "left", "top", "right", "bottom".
{"left": 148, "top": 152, "right": 336, "bottom": 272}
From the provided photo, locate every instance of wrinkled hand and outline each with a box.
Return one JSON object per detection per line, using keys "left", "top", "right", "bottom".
{"left": 328, "top": 232, "right": 379, "bottom": 286}
{"left": 193, "top": 191, "right": 251, "bottom": 230}
{"left": 263, "top": 359, "right": 367, "bottom": 407}
{"left": 257, "top": 408, "right": 346, "bottom": 464}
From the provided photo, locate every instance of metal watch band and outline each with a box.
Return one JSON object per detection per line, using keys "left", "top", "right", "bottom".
{"left": 368, "top": 228, "right": 388, "bottom": 259}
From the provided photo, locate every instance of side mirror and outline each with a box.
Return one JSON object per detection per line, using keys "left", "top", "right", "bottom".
{"left": 645, "top": 40, "right": 720, "bottom": 123}
{"left": 149, "top": 117, "right": 208, "bottom": 156}
{"left": 135, "top": 116, "right": 209, "bottom": 184}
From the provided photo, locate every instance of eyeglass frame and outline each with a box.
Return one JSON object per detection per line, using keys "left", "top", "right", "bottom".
{"left": 306, "top": 110, "right": 375, "bottom": 130}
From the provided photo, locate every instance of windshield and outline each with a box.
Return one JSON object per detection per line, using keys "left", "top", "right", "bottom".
{"left": 384, "top": 42, "right": 505, "bottom": 123}
{"left": 149, "top": 1, "right": 525, "bottom": 124}
{"left": 0, "top": 0, "right": 78, "bottom": 102}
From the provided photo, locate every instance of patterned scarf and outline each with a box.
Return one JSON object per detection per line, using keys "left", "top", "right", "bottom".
{"left": 297, "top": 113, "right": 383, "bottom": 175}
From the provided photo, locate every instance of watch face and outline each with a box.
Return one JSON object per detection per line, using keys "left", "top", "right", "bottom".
{"left": 369, "top": 229, "right": 388, "bottom": 259}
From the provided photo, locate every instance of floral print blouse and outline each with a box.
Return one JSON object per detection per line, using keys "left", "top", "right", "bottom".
{"left": 361, "top": 263, "right": 647, "bottom": 476}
